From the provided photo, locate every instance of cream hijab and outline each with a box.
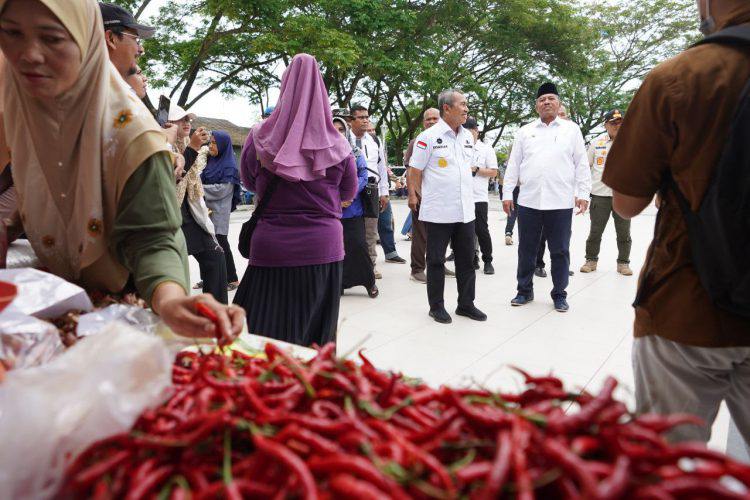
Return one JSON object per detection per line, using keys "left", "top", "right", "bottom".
{"left": 0, "top": 0, "right": 168, "bottom": 291}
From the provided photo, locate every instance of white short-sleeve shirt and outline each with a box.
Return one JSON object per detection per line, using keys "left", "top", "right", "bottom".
{"left": 409, "top": 119, "right": 476, "bottom": 224}
{"left": 471, "top": 139, "right": 499, "bottom": 202}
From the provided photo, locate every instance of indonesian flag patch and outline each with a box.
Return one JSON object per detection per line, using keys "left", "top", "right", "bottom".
{"left": 416, "top": 141, "right": 427, "bottom": 150}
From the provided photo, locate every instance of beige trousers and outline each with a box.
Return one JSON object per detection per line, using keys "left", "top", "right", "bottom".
{"left": 633, "top": 334, "right": 750, "bottom": 449}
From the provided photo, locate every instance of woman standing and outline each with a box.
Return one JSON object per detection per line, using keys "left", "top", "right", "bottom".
{"left": 333, "top": 117, "right": 377, "bottom": 298}
{"left": 235, "top": 54, "right": 358, "bottom": 347}
{"left": 202, "top": 130, "right": 240, "bottom": 290}
{"left": 167, "top": 106, "right": 229, "bottom": 304}
{"left": 0, "top": 0, "right": 242, "bottom": 340}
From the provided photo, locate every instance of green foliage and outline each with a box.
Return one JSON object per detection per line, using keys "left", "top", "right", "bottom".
{"left": 116, "top": 0, "right": 696, "bottom": 152}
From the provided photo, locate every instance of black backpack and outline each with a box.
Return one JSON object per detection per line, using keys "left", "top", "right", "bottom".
{"left": 662, "top": 25, "right": 750, "bottom": 318}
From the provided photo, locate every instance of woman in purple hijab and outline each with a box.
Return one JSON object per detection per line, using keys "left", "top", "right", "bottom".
{"left": 234, "top": 54, "right": 358, "bottom": 347}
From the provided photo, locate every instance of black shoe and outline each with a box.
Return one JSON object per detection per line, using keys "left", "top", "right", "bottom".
{"left": 446, "top": 252, "right": 455, "bottom": 262}
{"left": 368, "top": 285, "right": 379, "bottom": 298}
{"left": 534, "top": 267, "right": 547, "bottom": 278}
{"left": 511, "top": 294, "right": 534, "bottom": 306}
{"left": 554, "top": 298, "right": 570, "bottom": 312}
{"left": 484, "top": 262, "right": 495, "bottom": 275}
{"left": 569, "top": 270, "right": 574, "bottom": 276}
{"left": 386, "top": 256, "right": 406, "bottom": 264}
{"left": 429, "top": 307, "right": 452, "bottom": 324}
{"left": 473, "top": 260, "right": 480, "bottom": 270}
{"left": 455, "top": 305, "right": 487, "bottom": 321}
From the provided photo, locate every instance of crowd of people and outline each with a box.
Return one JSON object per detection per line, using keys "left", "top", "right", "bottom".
{"left": 0, "top": 0, "right": 748, "bottom": 452}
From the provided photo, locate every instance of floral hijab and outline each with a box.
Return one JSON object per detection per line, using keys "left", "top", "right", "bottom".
{"left": 0, "top": 0, "right": 168, "bottom": 291}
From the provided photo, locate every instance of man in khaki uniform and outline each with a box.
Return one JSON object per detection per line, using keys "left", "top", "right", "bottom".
{"left": 604, "top": 0, "right": 750, "bottom": 444}
{"left": 580, "top": 110, "right": 632, "bottom": 275}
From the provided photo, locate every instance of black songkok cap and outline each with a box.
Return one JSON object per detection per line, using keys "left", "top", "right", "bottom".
{"left": 536, "top": 82, "right": 559, "bottom": 99}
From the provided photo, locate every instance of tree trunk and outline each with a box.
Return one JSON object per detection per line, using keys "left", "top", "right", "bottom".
{"left": 176, "top": 9, "right": 224, "bottom": 107}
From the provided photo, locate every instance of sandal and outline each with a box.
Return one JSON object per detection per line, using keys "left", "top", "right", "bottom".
{"left": 368, "top": 285, "right": 379, "bottom": 299}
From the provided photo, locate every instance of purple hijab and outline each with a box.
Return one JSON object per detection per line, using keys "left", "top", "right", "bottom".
{"left": 252, "top": 54, "right": 351, "bottom": 182}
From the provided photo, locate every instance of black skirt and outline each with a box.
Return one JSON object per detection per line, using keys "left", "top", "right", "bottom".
{"left": 341, "top": 216, "right": 375, "bottom": 291}
{"left": 233, "top": 262, "right": 343, "bottom": 347}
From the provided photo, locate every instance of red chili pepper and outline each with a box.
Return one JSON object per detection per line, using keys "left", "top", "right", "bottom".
{"left": 307, "top": 454, "right": 407, "bottom": 499}
{"left": 73, "top": 450, "right": 131, "bottom": 488}
{"left": 252, "top": 433, "right": 318, "bottom": 500}
{"left": 634, "top": 413, "right": 705, "bottom": 434}
{"left": 443, "top": 388, "right": 510, "bottom": 428}
{"left": 476, "top": 430, "right": 512, "bottom": 500}
{"left": 275, "top": 425, "right": 342, "bottom": 455}
{"left": 125, "top": 465, "right": 173, "bottom": 500}
{"left": 571, "top": 435, "right": 601, "bottom": 457}
{"left": 511, "top": 418, "right": 534, "bottom": 500}
{"left": 510, "top": 365, "right": 564, "bottom": 389}
{"left": 456, "top": 461, "right": 492, "bottom": 483}
{"left": 541, "top": 438, "right": 598, "bottom": 497}
{"left": 596, "top": 455, "right": 630, "bottom": 500}
{"left": 547, "top": 377, "right": 617, "bottom": 434}
{"left": 329, "top": 473, "right": 391, "bottom": 500}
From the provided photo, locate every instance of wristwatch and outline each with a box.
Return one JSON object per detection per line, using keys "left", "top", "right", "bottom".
{"left": 471, "top": 166, "right": 478, "bottom": 177}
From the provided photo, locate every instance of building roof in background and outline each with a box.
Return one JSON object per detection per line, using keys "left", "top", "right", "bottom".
{"left": 194, "top": 116, "right": 252, "bottom": 147}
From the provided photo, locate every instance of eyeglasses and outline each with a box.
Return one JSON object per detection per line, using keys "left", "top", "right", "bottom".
{"left": 120, "top": 32, "right": 142, "bottom": 45}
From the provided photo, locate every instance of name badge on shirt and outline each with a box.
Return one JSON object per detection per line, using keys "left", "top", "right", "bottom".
{"left": 438, "top": 158, "right": 448, "bottom": 168}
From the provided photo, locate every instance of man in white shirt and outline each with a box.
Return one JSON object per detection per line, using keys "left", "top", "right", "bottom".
{"left": 580, "top": 110, "right": 633, "bottom": 276}
{"left": 409, "top": 90, "right": 487, "bottom": 324}
{"left": 502, "top": 83, "right": 591, "bottom": 312}
{"left": 351, "top": 105, "right": 405, "bottom": 280}
{"left": 464, "top": 117, "right": 499, "bottom": 275}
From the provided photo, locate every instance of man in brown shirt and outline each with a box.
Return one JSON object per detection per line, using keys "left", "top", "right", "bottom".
{"left": 604, "top": 0, "right": 750, "bottom": 445}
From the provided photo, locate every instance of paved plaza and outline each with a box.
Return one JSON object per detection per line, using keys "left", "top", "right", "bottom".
{"left": 193, "top": 197, "right": 736, "bottom": 454}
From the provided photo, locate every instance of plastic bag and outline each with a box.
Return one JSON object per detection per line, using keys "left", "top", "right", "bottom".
{"left": 6, "top": 240, "right": 41, "bottom": 270}
{"left": 77, "top": 304, "right": 160, "bottom": 337}
{"left": 0, "top": 311, "right": 63, "bottom": 370}
{"left": 0, "top": 322, "right": 173, "bottom": 500}
{"left": 0, "top": 268, "right": 92, "bottom": 319}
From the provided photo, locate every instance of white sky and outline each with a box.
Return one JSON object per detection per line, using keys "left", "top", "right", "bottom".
{"left": 141, "top": 0, "right": 260, "bottom": 127}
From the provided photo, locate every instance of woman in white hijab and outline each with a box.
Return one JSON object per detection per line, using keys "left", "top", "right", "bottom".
{"left": 0, "top": 0, "right": 243, "bottom": 341}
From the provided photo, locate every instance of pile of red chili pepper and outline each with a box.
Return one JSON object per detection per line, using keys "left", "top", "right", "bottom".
{"left": 61, "top": 342, "right": 750, "bottom": 499}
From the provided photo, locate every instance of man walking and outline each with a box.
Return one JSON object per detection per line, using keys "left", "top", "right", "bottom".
{"left": 404, "top": 108, "right": 456, "bottom": 283}
{"left": 535, "top": 103, "right": 576, "bottom": 278}
{"left": 351, "top": 105, "right": 405, "bottom": 279}
{"left": 409, "top": 90, "right": 486, "bottom": 324}
{"left": 464, "top": 117, "right": 498, "bottom": 275}
{"left": 503, "top": 83, "right": 590, "bottom": 312}
{"left": 604, "top": 0, "right": 750, "bottom": 444}
{"left": 580, "top": 110, "right": 632, "bottom": 275}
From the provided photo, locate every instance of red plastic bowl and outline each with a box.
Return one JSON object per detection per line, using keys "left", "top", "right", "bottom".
{"left": 0, "top": 281, "right": 17, "bottom": 313}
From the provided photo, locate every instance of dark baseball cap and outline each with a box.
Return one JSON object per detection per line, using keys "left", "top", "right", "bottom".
{"left": 604, "top": 109, "right": 624, "bottom": 123}
{"left": 99, "top": 2, "right": 156, "bottom": 39}
{"left": 463, "top": 117, "right": 479, "bottom": 130}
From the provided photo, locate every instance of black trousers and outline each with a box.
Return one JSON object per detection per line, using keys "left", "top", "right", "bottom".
{"left": 194, "top": 247, "right": 228, "bottom": 304}
{"left": 474, "top": 202, "right": 492, "bottom": 263}
{"left": 517, "top": 206, "right": 572, "bottom": 300}
{"left": 537, "top": 236, "right": 547, "bottom": 269}
{"left": 216, "top": 234, "right": 238, "bottom": 283}
{"left": 425, "top": 221, "right": 476, "bottom": 309}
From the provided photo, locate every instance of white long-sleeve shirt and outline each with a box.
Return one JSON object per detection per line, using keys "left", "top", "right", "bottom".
{"left": 502, "top": 118, "right": 591, "bottom": 210}
{"left": 355, "top": 132, "right": 389, "bottom": 196}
